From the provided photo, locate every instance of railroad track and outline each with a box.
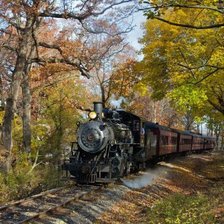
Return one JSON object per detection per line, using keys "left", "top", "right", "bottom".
{"left": 0, "top": 185, "right": 101, "bottom": 224}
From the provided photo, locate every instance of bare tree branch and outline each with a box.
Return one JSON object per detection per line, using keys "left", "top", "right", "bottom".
{"left": 39, "top": 0, "right": 134, "bottom": 20}
{"left": 158, "top": 3, "right": 223, "bottom": 14}
{"left": 1, "top": 44, "right": 16, "bottom": 52}
{"left": 193, "top": 68, "right": 220, "bottom": 85}
{"left": 0, "top": 28, "right": 12, "bottom": 35}
{"left": 0, "top": 14, "right": 24, "bottom": 31}
{"left": 140, "top": 1, "right": 224, "bottom": 29}
{"left": 38, "top": 42, "right": 63, "bottom": 55}
{"left": 177, "top": 47, "right": 196, "bottom": 79}
{"left": 153, "top": 16, "right": 224, "bottom": 29}
{"left": 141, "top": 1, "right": 224, "bottom": 14}
{"left": 30, "top": 53, "right": 90, "bottom": 79}
{"left": 208, "top": 99, "right": 224, "bottom": 114}
{"left": 79, "top": 19, "right": 134, "bottom": 36}
{"left": 177, "top": 63, "right": 224, "bottom": 71}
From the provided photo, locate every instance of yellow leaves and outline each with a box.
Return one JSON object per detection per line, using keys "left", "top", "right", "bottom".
{"left": 210, "top": 46, "right": 224, "bottom": 66}
{"left": 134, "top": 82, "right": 149, "bottom": 96}
{"left": 166, "top": 85, "right": 208, "bottom": 114}
{"left": 139, "top": 2, "right": 224, "bottom": 118}
{"left": 0, "top": 111, "right": 4, "bottom": 123}
{"left": 169, "top": 72, "right": 188, "bottom": 85}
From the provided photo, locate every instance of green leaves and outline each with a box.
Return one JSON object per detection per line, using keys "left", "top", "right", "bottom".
{"left": 167, "top": 85, "right": 208, "bottom": 112}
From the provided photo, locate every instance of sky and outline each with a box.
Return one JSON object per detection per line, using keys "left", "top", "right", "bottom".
{"left": 110, "top": 11, "right": 146, "bottom": 108}
{"left": 128, "top": 11, "right": 146, "bottom": 56}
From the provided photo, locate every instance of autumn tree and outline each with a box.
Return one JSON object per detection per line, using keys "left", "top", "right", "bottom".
{"left": 111, "top": 58, "right": 139, "bottom": 99}
{"left": 86, "top": 48, "right": 149, "bottom": 114}
{"left": 0, "top": 0, "right": 138, "bottom": 170}
{"left": 138, "top": 7, "right": 224, "bottom": 131}
{"left": 127, "top": 92, "right": 179, "bottom": 125}
{"left": 82, "top": 32, "right": 123, "bottom": 107}
{"left": 141, "top": 0, "right": 224, "bottom": 29}
{"left": 30, "top": 77, "right": 94, "bottom": 164}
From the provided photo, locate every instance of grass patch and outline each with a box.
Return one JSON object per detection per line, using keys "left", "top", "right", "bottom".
{"left": 144, "top": 153, "right": 224, "bottom": 224}
{"left": 145, "top": 189, "right": 222, "bottom": 224}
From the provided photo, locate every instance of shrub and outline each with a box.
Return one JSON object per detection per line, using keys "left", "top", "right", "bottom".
{"left": 0, "top": 157, "right": 63, "bottom": 203}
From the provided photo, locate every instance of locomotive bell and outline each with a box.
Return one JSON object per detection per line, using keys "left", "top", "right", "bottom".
{"left": 93, "top": 102, "right": 103, "bottom": 120}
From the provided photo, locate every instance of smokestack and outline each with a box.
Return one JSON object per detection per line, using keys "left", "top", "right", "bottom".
{"left": 93, "top": 102, "right": 103, "bottom": 120}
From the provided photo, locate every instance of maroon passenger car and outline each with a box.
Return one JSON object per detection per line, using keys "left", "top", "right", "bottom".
{"left": 143, "top": 122, "right": 215, "bottom": 161}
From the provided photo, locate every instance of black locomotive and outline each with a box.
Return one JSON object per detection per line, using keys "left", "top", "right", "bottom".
{"left": 63, "top": 102, "right": 215, "bottom": 184}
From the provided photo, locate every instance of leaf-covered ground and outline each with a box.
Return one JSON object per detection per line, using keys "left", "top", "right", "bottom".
{"left": 95, "top": 151, "right": 224, "bottom": 224}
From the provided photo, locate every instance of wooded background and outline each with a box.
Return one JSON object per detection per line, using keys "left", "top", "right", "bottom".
{"left": 0, "top": 0, "right": 223, "bottom": 202}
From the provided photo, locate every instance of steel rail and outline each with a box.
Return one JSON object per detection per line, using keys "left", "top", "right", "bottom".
{"left": 0, "top": 185, "right": 101, "bottom": 224}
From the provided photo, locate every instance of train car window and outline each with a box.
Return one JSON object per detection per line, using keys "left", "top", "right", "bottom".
{"left": 161, "top": 135, "right": 169, "bottom": 145}
{"left": 181, "top": 138, "right": 191, "bottom": 144}
{"left": 146, "top": 131, "right": 157, "bottom": 150}
{"left": 145, "top": 132, "right": 150, "bottom": 148}
{"left": 150, "top": 132, "right": 157, "bottom": 149}
{"left": 194, "top": 138, "right": 201, "bottom": 144}
{"left": 171, "top": 137, "right": 177, "bottom": 144}
{"left": 133, "top": 120, "right": 140, "bottom": 131}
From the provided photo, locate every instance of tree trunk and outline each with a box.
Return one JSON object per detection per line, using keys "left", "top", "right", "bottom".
{"left": 153, "top": 102, "right": 157, "bottom": 123}
{"left": 22, "top": 73, "right": 31, "bottom": 153}
{"left": 208, "top": 100, "right": 224, "bottom": 116}
{"left": 101, "top": 84, "right": 106, "bottom": 108}
{"left": 183, "top": 112, "right": 194, "bottom": 130}
{"left": 2, "top": 71, "right": 25, "bottom": 170}
{"left": 0, "top": 75, "right": 3, "bottom": 108}
{"left": 2, "top": 98, "right": 14, "bottom": 172}
{"left": 1, "top": 23, "right": 33, "bottom": 169}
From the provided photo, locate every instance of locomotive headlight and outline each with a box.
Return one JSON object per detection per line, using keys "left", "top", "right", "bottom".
{"left": 88, "top": 111, "right": 97, "bottom": 120}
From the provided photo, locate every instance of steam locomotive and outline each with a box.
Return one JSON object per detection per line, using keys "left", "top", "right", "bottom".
{"left": 63, "top": 102, "right": 215, "bottom": 184}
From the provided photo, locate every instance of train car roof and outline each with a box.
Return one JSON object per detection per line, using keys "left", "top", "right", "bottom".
{"left": 112, "top": 109, "right": 215, "bottom": 140}
{"left": 144, "top": 121, "right": 173, "bottom": 132}
{"left": 144, "top": 122, "right": 212, "bottom": 138}
{"left": 116, "top": 109, "right": 142, "bottom": 120}
{"left": 201, "top": 135, "right": 216, "bottom": 140}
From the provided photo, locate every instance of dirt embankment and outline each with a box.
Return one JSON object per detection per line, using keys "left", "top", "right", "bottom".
{"left": 96, "top": 151, "right": 224, "bottom": 224}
